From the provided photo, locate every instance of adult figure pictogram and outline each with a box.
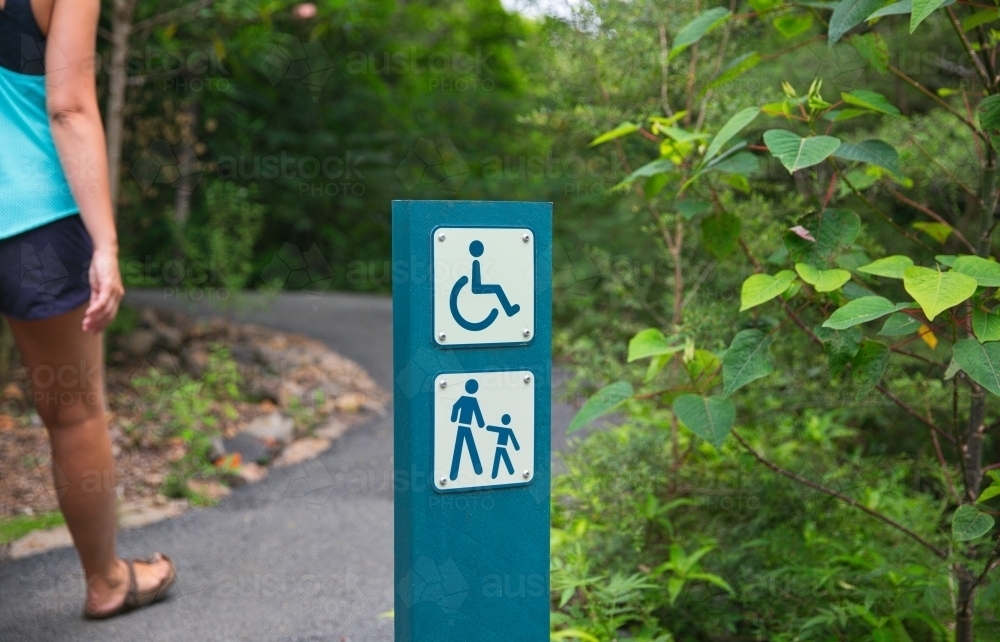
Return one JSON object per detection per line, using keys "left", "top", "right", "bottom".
{"left": 449, "top": 379, "right": 485, "bottom": 480}
{"left": 449, "top": 240, "right": 521, "bottom": 331}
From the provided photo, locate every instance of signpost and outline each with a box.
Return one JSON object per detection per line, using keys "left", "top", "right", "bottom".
{"left": 393, "top": 200, "right": 551, "bottom": 641}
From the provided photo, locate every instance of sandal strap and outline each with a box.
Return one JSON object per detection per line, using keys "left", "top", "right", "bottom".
{"left": 123, "top": 560, "right": 140, "bottom": 608}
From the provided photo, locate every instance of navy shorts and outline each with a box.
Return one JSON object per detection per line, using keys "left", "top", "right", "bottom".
{"left": 0, "top": 214, "right": 93, "bottom": 320}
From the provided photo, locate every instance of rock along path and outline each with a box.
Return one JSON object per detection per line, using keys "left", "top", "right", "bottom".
{"left": 0, "top": 290, "right": 584, "bottom": 642}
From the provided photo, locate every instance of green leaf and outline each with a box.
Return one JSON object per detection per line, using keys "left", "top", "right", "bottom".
{"left": 785, "top": 209, "right": 861, "bottom": 265}
{"left": 911, "top": 0, "right": 949, "bottom": 32}
{"left": 644, "top": 353, "right": 673, "bottom": 382}
{"left": 829, "top": 0, "right": 885, "bottom": 44}
{"left": 763, "top": 130, "right": 842, "bottom": 173}
{"left": 952, "top": 254, "right": 1000, "bottom": 287}
{"left": 952, "top": 339, "right": 1000, "bottom": 395}
{"left": 816, "top": 325, "right": 863, "bottom": 378}
{"left": 823, "top": 296, "right": 909, "bottom": 329}
{"left": 723, "top": 173, "right": 751, "bottom": 193}
{"left": 977, "top": 480, "right": 1000, "bottom": 504}
{"left": 567, "top": 381, "right": 633, "bottom": 433}
{"left": 701, "top": 212, "right": 741, "bottom": 259}
{"left": 849, "top": 32, "right": 889, "bottom": 74}
{"left": 670, "top": 7, "right": 731, "bottom": 59}
{"left": 685, "top": 349, "right": 722, "bottom": 391}
{"left": 878, "top": 312, "right": 921, "bottom": 336}
{"left": 773, "top": 13, "right": 814, "bottom": 38}
{"left": 677, "top": 200, "right": 711, "bottom": 220}
{"left": 952, "top": 504, "right": 995, "bottom": 541}
{"left": 858, "top": 255, "right": 914, "bottom": 279}
{"left": 868, "top": 0, "right": 912, "bottom": 18}
{"left": 750, "top": 0, "right": 784, "bottom": 10}
{"left": 973, "top": 310, "right": 1000, "bottom": 342}
{"left": 740, "top": 270, "right": 797, "bottom": 311}
{"left": 852, "top": 339, "right": 890, "bottom": 390}
{"left": 589, "top": 122, "right": 639, "bottom": 147}
{"left": 661, "top": 126, "right": 711, "bottom": 144}
{"left": 981, "top": 94, "right": 1000, "bottom": 156}
{"left": 708, "top": 151, "right": 759, "bottom": 176}
{"left": 841, "top": 90, "right": 901, "bottom": 116}
{"left": 867, "top": 0, "right": 954, "bottom": 18}
{"left": 672, "top": 394, "right": 736, "bottom": 449}
{"left": 962, "top": 8, "right": 999, "bottom": 32}
{"left": 795, "top": 263, "right": 851, "bottom": 292}
{"left": 722, "top": 329, "right": 775, "bottom": 397}
{"left": 913, "top": 222, "right": 953, "bottom": 244}
{"left": 703, "top": 52, "right": 762, "bottom": 93}
{"left": 628, "top": 328, "right": 684, "bottom": 362}
{"left": 612, "top": 159, "right": 675, "bottom": 190}
{"left": 705, "top": 107, "right": 760, "bottom": 162}
{"left": 832, "top": 139, "right": 900, "bottom": 175}
{"left": 936, "top": 254, "right": 957, "bottom": 267}
{"left": 667, "top": 576, "right": 685, "bottom": 604}
{"left": 903, "top": 266, "right": 977, "bottom": 320}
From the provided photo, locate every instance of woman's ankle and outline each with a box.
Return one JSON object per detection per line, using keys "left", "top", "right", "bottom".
{"left": 86, "top": 559, "right": 127, "bottom": 594}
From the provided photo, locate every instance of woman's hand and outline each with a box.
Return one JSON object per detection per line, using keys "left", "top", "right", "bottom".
{"left": 83, "top": 248, "right": 124, "bottom": 334}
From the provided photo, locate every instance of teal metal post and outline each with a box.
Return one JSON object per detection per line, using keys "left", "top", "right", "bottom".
{"left": 393, "top": 200, "right": 552, "bottom": 641}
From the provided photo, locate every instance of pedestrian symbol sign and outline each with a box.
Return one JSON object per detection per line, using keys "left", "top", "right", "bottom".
{"left": 433, "top": 227, "right": 534, "bottom": 346}
{"left": 433, "top": 370, "right": 535, "bottom": 491}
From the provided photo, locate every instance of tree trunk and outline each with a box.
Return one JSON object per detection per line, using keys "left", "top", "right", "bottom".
{"left": 105, "top": 0, "right": 137, "bottom": 216}
{"left": 965, "top": 385, "right": 986, "bottom": 501}
{"left": 955, "top": 564, "right": 976, "bottom": 642}
{"left": 173, "top": 89, "right": 199, "bottom": 226}
{"left": 954, "top": 147, "right": 1000, "bottom": 640}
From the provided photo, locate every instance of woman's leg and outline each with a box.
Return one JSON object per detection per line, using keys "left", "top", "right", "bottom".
{"left": 7, "top": 304, "right": 171, "bottom": 615}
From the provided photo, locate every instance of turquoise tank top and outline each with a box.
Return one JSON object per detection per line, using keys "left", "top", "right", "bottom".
{"left": 0, "top": 0, "right": 79, "bottom": 240}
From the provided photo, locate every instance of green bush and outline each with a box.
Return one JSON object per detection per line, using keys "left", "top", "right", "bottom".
{"left": 552, "top": 407, "right": 962, "bottom": 640}
{"left": 131, "top": 345, "right": 243, "bottom": 504}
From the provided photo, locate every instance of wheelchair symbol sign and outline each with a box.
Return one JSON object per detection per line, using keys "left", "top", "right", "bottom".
{"left": 433, "top": 227, "right": 534, "bottom": 347}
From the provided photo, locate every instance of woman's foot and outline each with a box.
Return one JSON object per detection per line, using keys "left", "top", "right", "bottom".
{"left": 84, "top": 554, "right": 175, "bottom": 618}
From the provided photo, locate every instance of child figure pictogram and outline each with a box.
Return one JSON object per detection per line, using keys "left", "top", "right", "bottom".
{"left": 449, "top": 379, "right": 485, "bottom": 480}
{"left": 487, "top": 414, "right": 520, "bottom": 479}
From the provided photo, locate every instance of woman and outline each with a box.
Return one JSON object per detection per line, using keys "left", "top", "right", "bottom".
{"left": 0, "top": 0, "right": 176, "bottom": 619}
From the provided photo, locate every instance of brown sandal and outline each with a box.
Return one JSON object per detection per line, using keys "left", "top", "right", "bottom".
{"left": 83, "top": 553, "right": 177, "bottom": 620}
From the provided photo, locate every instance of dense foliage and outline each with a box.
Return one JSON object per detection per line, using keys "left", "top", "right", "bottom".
{"left": 559, "top": 0, "right": 1000, "bottom": 640}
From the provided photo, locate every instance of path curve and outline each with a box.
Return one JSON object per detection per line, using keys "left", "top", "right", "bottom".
{"left": 0, "top": 290, "right": 583, "bottom": 641}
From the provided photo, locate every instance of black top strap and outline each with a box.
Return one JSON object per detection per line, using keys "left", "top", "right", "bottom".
{"left": 0, "top": 0, "right": 46, "bottom": 75}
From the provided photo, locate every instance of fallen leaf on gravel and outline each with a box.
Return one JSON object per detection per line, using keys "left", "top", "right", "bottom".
{"left": 214, "top": 452, "right": 243, "bottom": 471}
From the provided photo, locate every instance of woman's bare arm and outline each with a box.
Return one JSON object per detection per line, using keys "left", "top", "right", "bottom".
{"left": 45, "top": 0, "right": 123, "bottom": 333}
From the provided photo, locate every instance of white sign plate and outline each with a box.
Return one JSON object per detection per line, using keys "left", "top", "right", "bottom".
{"left": 432, "top": 227, "right": 534, "bottom": 347}
{"left": 433, "top": 370, "right": 535, "bottom": 492}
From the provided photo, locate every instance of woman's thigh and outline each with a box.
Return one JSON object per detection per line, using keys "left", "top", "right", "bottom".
{"left": 6, "top": 304, "right": 104, "bottom": 428}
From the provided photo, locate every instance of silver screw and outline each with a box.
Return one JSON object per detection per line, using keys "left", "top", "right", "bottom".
{"left": 523, "top": 374, "right": 531, "bottom": 383}
{"left": 522, "top": 329, "right": 531, "bottom": 337}
{"left": 438, "top": 233, "right": 446, "bottom": 241}
{"left": 438, "top": 332, "right": 446, "bottom": 341}
{"left": 439, "top": 477, "right": 447, "bottom": 485}
{"left": 439, "top": 379, "right": 447, "bottom": 389}
{"left": 523, "top": 470, "right": 531, "bottom": 478}
{"left": 522, "top": 233, "right": 530, "bottom": 242}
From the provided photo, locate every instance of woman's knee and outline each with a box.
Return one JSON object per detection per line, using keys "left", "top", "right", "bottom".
{"left": 35, "top": 390, "right": 104, "bottom": 430}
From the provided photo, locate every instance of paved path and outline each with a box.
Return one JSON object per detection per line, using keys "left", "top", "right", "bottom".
{"left": 0, "top": 291, "right": 584, "bottom": 641}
